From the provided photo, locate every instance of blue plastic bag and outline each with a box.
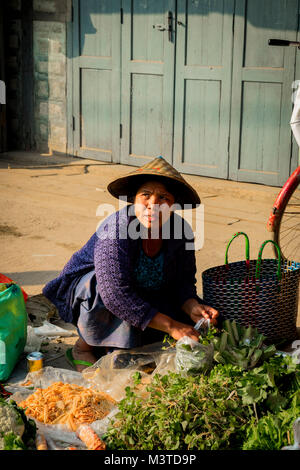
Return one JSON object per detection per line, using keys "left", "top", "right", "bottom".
{"left": 0, "top": 283, "right": 27, "bottom": 381}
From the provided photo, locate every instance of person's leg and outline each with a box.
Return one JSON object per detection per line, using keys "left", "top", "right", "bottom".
{"left": 72, "top": 336, "right": 98, "bottom": 372}
{"left": 70, "top": 271, "right": 142, "bottom": 371}
{"left": 71, "top": 337, "right": 120, "bottom": 373}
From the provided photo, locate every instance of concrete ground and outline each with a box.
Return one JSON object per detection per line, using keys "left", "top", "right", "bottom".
{"left": 0, "top": 151, "right": 299, "bottom": 380}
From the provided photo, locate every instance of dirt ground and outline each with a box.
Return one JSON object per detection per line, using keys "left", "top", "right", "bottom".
{"left": 0, "top": 151, "right": 299, "bottom": 382}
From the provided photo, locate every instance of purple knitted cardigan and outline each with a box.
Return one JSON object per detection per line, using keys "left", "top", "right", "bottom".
{"left": 42, "top": 205, "right": 200, "bottom": 330}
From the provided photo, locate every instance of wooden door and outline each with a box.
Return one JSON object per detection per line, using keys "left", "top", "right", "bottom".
{"left": 72, "top": 0, "right": 121, "bottom": 162}
{"left": 229, "top": 0, "right": 299, "bottom": 186}
{"left": 70, "top": 0, "right": 299, "bottom": 186}
{"left": 120, "top": 0, "right": 175, "bottom": 166}
{"left": 173, "top": 0, "right": 235, "bottom": 178}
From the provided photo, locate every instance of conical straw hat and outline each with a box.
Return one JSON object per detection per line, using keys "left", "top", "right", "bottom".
{"left": 107, "top": 156, "right": 200, "bottom": 208}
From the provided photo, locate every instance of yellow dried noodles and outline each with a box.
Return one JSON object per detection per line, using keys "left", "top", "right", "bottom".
{"left": 19, "top": 381, "right": 116, "bottom": 431}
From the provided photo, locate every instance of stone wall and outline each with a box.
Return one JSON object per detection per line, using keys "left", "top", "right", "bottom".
{"left": 4, "top": 0, "right": 70, "bottom": 154}
{"left": 33, "top": 0, "right": 70, "bottom": 154}
{"left": 5, "top": 0, "right": 23, "bottom": 150}
{"left": 0, "top": 1, "right": 7, "bottom": 152}
{"left": 33, "top": 20, "right": 67, "bottom": 153}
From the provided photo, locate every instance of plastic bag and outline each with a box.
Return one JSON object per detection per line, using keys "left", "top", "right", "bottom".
{"left": 0, "top": 283, "right": 27, "bottom": 381}
{"left": 33, "top": 320, "right": 76, "bottom": 338}
{"left": 34, "top": 423, "right": 86, "bottom": 449}
{"left": 0, "top": 275, "right": 28, "bottom": 302}
{"left": 90, "top": 409, "right": 120, "bottom": 437}
{"left": 175, "top": 336, "right": 214, "bottom": 376}
{"left": 24, "top": 321, "right": 75, "bottom": 354}
{"left": 17, "top": 366, "right": 90, "bottom": 390}
{"left": 83, "top": 341, "right": 177, "bottom": 401}
{"left": 194, "top": 317, "right": 210, "bottom": 334}
{"left": 7, "top": 366, "right": 118, "bottom": 448}
{"left": 24, "top": 325, "right": 43, "bottom": 353}
{"left": 6, "top": 366, "right": 93, "bottom": 405}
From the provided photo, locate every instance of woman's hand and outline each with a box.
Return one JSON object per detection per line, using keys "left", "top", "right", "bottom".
{"left": 190, "top": 303, "right": 219, "bottom": 325}
{"left": 169, "top": 320, "right": 200, "bottom": 342}
{"left": 182, "top": 298, "right": 219, "bottom": 326}
{"left": 148, "top": 312, "right": 200, "bottom": 342}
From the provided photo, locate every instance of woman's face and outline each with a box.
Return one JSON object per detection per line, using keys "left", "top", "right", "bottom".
{"left": 134, "top": 180, "right": 175, "bottom": 232}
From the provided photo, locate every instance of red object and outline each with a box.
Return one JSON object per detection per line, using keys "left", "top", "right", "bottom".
{"left": 0, "top": 274, "right": 28, "bottom": 302}
{"left": 267, "top": 166, "right": 300, "bottom": 233}
{"left": 0, "top": 383, "right": 12, "bottom": 398}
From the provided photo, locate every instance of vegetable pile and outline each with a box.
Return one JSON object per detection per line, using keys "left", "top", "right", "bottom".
{"left": 103, "top": 321, "right": 300, "bottom": 450}
{"left": 0, "top": 398, "right": 36, "bottom": 450}
{"left": 213, "top": 320, "right": 277, "bottom": 369}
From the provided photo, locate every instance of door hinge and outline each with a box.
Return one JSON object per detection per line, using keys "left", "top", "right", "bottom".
{"left": 72, "top": 116, "right": 75, "bottom": 131}
{"left": 120, "top": 8, "right": 123, "bottom": 24}
{"left": 120, "top": 124, "right": 123, "bottom": 138}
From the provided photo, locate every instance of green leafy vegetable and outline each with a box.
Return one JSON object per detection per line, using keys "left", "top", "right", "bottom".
{"left": 104, "top": 371, "right": 252, "bottom": 450}
{"left": 2, "top": 432, "right": 26, "bottom": 450}
{"left": 0, "top": 399, "right": 36, "bottom": 450}
{"left": 104, "top": 353, "right": 300, "bottom": 451}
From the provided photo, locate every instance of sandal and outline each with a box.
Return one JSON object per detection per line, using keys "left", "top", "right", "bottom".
{"left": 65, "top": 348, "right": 94, "bottom": 371}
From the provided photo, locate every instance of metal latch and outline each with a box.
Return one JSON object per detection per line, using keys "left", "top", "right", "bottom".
{"left": 153, "top": 23, "right": 167, "bottom": 31}
{"left": 153, "top": 11, "right": 173, "bottom": 41}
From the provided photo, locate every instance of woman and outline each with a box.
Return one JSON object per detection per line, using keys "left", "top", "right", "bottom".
{"left": 43, "top": 156, "right": 218, "bottom": 371}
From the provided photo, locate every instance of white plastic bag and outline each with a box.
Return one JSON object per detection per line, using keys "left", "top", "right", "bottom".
{"left": 83, "top": 341, "right": 177, "bottom": 401}
{"left": 8, "top": 366, "right": 92, "bottom": 404}
{"left": 8, "top": 366, "right": 118, "bottom": 448}
{"left": 194, "top": 318, "right": 210, "bottom": 333}
{"left": 175, "top": 336, "right": 214, "bottom": 376}
{"left": 291, "top": 84, "right": 300, "bottom": 147}
{"left": 35, "top": 423, "right": 85, "bottom": 449}
{"left": 24, "top": 325, "right": 43, "bottom": 353}
{"left": 33, "top": 320, "right": 76, "bottom": 338}
{"left": 90, "top": 409, "right": 120, "bottom": 437}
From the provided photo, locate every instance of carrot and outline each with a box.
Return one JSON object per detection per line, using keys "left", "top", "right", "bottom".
{"left": 35, "top": 433, "right": 48, "bottom": 450}
{"left": 76, "top": 424, "right": 106, "bottom": 450}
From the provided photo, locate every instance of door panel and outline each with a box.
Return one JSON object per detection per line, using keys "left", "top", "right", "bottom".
{"left": 81, "top": 69, "right": 112, "bottom": 150}
{"left": 239, "top": 82, "right": 282, "bottom": 173}
{"left": 183, "top": 79, "right": 221, "bottom": 167}
{"left": 173, "top": 0, "right": 234, "bottom": 178}
{"left": 131, "top": 4, "right": 165, "bottom": 61}
{"left": 130, "top": 74, "right": 163, "bottom": 157}
{"left": 229, "top": 0, "right": 299, "bottom": 186}
{"left": 73, "top": 0, "right": 121, "bottom": 162}
{"left": 185, "top": 1, "right": 226, "bottom": 67}
{"left": 120, "top": 0, "right": 175, "bottom": 166}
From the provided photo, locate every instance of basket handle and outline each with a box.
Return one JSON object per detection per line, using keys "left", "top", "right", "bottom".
{"left": 255, "top": 240, "right": 282, "bottom": 281}
{"left": 225, "top": 232, "right": 250, "bottom": 265}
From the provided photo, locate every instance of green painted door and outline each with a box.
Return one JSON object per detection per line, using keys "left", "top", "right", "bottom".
{"left": 173, "top": 0, "right": 234, "bottom": 178}
{"left": 120, "top": 0, "right": 175, "bottom": 166}
{"left": 72, "top": 0, "right": 121, "bottom": 162}
{"left": 71, "top": 1, "right": 299, "bottom": 186}
{"left": 229, "top": 0, "right": 299, "bottom": 186}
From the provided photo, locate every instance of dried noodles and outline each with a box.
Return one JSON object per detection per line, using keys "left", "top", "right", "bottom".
{"left": 19, "top": 381, "right": 116, "bottom": 431}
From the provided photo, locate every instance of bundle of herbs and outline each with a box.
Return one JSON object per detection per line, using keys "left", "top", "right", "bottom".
{"left": 212, "top": 320, "right": 277, "bottom": 369}
{"left": 103, "top": 353, "right": 300, "bottom": 450}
